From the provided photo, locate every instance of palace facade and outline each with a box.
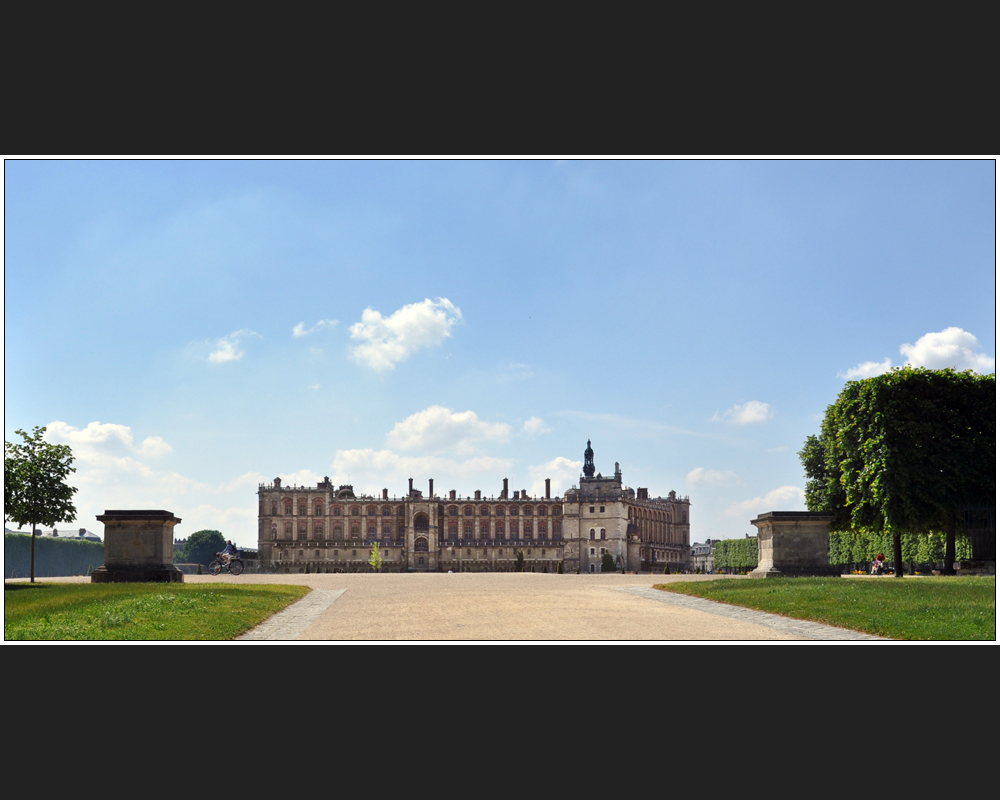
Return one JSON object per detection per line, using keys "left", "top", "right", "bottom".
{"left": 257, "top": 441, "right": 690, "bottom": 573}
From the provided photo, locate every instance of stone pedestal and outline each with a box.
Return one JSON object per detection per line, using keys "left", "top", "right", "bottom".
{"left": 750, "top": 511, "right": 839, "bottom": 579}
{"left": 91, "top": 510, "right": 184, "bottom": 583}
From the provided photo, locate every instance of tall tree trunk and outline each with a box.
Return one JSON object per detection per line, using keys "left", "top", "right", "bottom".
{"left": 30, "top": 525, "right": 37, "bottom": 583}
{"left": 893, "top": 530, "right": 904, "bottom": 578}
{"left": 944, "top": 511, "right": 956, "bottom": 576}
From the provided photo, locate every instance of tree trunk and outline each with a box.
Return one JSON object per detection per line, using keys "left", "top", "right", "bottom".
{"left": 944, "top": 511, "right": 956, "bottom": 576}
{"left": 30, "top": 525, "right": 37, "bottom": 583}
{"left": 893, "top": 530, "right": 904, "bottom": 578}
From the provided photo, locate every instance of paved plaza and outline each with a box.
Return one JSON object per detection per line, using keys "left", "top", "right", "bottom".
{"left": 172, "top": 572, "right": 883, "bottom": 641}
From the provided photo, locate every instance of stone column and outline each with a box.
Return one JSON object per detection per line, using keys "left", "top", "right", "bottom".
{"left": 749, "top": 511, "right": 838, "bottom": 578}
{"left": 91, "top": 510, "right": 184, "bottom": 583}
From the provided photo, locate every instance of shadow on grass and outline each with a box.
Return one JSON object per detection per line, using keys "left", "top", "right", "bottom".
{"left": 5, "top": 583, "right": 55, "bottom": 592}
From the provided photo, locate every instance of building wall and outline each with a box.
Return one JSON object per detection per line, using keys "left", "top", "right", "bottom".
{"left": 257, "top": 450, "right": 691, "bottom": 574}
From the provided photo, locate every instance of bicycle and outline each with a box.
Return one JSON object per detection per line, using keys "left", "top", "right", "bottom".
{"left": 209, "top": 552, "right": 245, "bottom": 576}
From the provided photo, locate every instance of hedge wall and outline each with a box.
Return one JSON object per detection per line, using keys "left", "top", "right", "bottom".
{"left": 5, "top": 532, "right": 104, "bottom": 579}
{"left": 712, "top": 531, "right": 973, "bottom": 574}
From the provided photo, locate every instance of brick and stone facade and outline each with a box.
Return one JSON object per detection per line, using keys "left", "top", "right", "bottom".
{"left": 257, "top": 441, "right": 691, "bottom": 573}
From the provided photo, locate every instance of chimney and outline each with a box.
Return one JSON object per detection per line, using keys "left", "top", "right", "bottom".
{"left": 545, "top": 478, "right": 551, "bottom": 499}
{"left": 274, "top": 476, "right": 282, "bottom": 488}
{"left": 408, "top": 478, "right": 414, "bottom": 495}
{"left": 429, "top": 478, "right": 434, "bottom": 497}
{"left": 383, "top": 488, "right": 388, "bottom": 500}
{"left": 521, "top": 489, "right": 527, "bottom": 500}
{"left": 450, "top": 489, "right": 456, "bottom": 500}
{"left": 502, "top": 478, "right": 509, "bottom": 499}
{"left": 475, "top": 490, "right": 481, "bottom": 500}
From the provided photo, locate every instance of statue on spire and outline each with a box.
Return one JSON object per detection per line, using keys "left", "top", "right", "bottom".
{"left": 583, "top": 439, "right": 595, "bottom": 478}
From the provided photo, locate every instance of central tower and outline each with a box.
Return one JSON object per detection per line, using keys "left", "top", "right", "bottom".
{"left": 583, "top": 439, "right": 595, "bottom": 478}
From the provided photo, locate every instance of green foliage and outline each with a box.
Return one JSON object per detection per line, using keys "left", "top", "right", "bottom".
{"left": 5, "top": 427, "right": 78, "bottom": 582}
{"left": 713, "top": 538, "right": 759, "bottom": 572}
{"left": 5, "top": 532, "right": 104, "bottom": 579}
{"left": 369, "top": 541, "right": 383, "bottom": 572}
{"left": 828, "top": 529, "right": 973, "bottom": 569}
{"left": 557, "top": 561, "right": 563, "bottom": 574}
{"left": 179, "top": 530, "right": 226, "bottom": 566}
{"left": 601, "top": 551, "right": 616, "bottom": 572}
{"left": 802, "top": 368, "right": 995, "bottom": 534}
{"left": 514, "top": 550, "right": 525, "bottom": 572}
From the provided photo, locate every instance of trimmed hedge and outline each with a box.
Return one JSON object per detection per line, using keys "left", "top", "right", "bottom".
{"left": 712, "top": 531, "right": 973, "bottom": 574}
{"left": 5, "top": 532, "right": 104, "bottom": 579}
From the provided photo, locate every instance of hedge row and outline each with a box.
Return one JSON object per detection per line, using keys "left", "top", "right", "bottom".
{"left": 4, "top": 532, "right": 104, "bottom": 579}
{"left": 712, "top": 531, "right": 973, "bottom": 573}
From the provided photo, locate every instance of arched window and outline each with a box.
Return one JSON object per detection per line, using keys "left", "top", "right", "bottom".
{"left": 315, "top": 524, "right": 324, "bottom": 540}
{"left": 284, "top": 522, "right": 292, "bottom": 538}
{"left": 553, "top": 523, "right": 561, "bottom": 538}
{"left": 334, "top": 507, "right": 342, "bottom": 517}
{"left": 367, "top": 506, "right": 376, "bottom": 516}
{"left": 271, "top": 526, "right": 277, "bottom": 540}
{"left": 351, "top": 507, "right": 359, "bottom": 516}
{"left": 383, "top": 525, "right": 391, "bottom": 538}
{"left": 538, "top": 507, "right": 546, "bottom": 516}
{"left": 496, "top": 507, "right": 504, "bottom": 516}
{"left": 383, "top": 506, "right": 392, "bottom": 516}
{"left": 284, "top": 500, "right": 293, "bottom": 515}
{"left": 524, "top": 507, "right": 532, "bottom": 516}
{"left": 464, "top": 524, "right": 472, "bottom": 540}
{"left": 496, "top": 523, "right": 505, "bottom": 540}
{"left": 449, "top": 524, "right": 457, "bottom": 540}
{"left": 552, "top": 507, "right": 561, "bottom": 516}
{"left": 351, "top": 525, "right": 360, "bottom": 538}
{"left": 271, "top": 501, "right": 278, "bottom": 516}
{"left": 448, "top": 506, "right": 458, "bottom": 517}
{"left": 464, "top": 506, "right": 473, "bottom": 516}
{"left": 415, "top": 537, "right": 429, "bottom": 552}
{"left": 298, "top": 501, "right": 307, "bottom": 516}
{"left": 481, "top": 506, "right": 490, "bottom": 516}
{"left": 539, "top": 523, "right": 547, "bottom": 539}
{"left": 510, "top": 507, "right": 518, "bottom": 516}
{"left": 314, "top": 501, "right": 324, "bottom": 516}
{"left": 368, "top": 525, "right": 376, "bottom": 538}
{"left": 334, "top": 526, "right": 342, "bottom": 540}
{"left": 601, "top": 529, "right": 606, "bottom": 540}
{"left": 590, "top": 529, "right": 596, "bottom": 540}
{"left": 480, "top": 523, "right": 489, "bottom": 539}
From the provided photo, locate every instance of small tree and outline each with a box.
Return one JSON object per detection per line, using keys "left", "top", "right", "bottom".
{"left": 4, "top": 426, "right": 77, "bottom": 583}
{"left": 514, "top": 550, "right": 525, "bottom": 572}
{"left": 369, "top": 540, "right": 383, "bottom": 572}
{"left": 601, "top": 551, "right": 616, "bottom": 572}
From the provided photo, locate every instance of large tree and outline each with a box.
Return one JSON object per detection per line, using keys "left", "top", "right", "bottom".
{"left": 800, "top": 367, "right": 995, "bottom": 576}
{"left": 4, "top": 426, "right": 78, "bottom": 583}
{"left": 180, "top": 529, "right": 226, "bottom": 567}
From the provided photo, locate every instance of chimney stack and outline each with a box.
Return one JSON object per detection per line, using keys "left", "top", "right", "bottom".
{"left": 429, "top": 478, "right": 434, "bottom": 497}
{"left": 383, "top": 488, "right": 388, "bottom": 500}
{"left": 475, "top": 490, "right": 481, "bottom": 500}
{"left": 502, "top": 478, "right": 509, "bottom": 499}
{"left": 545, "top": 478, "right": 551, "bottom": 499}
{"left": 450, "top": 489, "right": 456, "bottom": 500}
{"left": 408, "top": 478, "right": 414, "bottom": 495}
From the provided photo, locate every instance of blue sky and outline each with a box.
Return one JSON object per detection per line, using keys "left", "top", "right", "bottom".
{"left": 4, "top": 160, "right": 995, "bottom": 548}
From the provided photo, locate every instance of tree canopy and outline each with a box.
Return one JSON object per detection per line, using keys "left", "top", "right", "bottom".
{"left": 5, "top": 426, "right": 78, "bottom": 582}
{"left": 369, "top": 541, "right": 383, "bottom": 572}
{"left": 800, "top": 367, "right": 995, "bottom": 573}
{"left": 180, "top": 530, "right": 226, "bottom": 566}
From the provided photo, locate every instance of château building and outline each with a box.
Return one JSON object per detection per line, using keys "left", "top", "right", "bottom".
{"left": 257, "top": 441, "right": 690, "bottom": 573}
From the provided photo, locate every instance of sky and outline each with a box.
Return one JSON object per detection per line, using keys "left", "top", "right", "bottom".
{"left": 4, "top": 159, "right": 996, "bottom": 548}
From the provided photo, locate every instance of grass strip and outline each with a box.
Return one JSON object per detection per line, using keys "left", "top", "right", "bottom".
{"left": 654, "top": 576, "right": 995, "bottom": 641}
{"left": 5, "top": 582, "right": 311, "bottom": 641}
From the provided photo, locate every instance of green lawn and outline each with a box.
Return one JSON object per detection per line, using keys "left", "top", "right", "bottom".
{"left": 4, "top": 582, "right": 311, "bottom": 641}
{"left": 655, "top": 576, "right": 995, "bottom": 641}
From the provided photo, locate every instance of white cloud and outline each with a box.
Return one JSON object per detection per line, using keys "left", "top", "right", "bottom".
{"left": 901, "top": 327, "right": 995, "bottom": 372}
{"left": 711, "top": 401, "right": 772, "bottom": 424}
{"left": 45, "top": 421, "right": 173, "bottom": 457}
{"left": 724, "top": 486, "right": 805, "bottom": 518}
{"left": 293, "top": 319, "right": 338, "bottom": 337}
{"left": 208, "top": 329, "right": 258, "bottom": 364}
{"left": 349, "top": 297, "right": 462, "bottom": 372}
{"left": 838, "top": 327, "right": 994, "bottom": 380}
{"left": 838, "top": 357, "right": 893, "bottom": 380}
{"left": 528, "top": 457, "right": 583, "bottom": 498}
{"left": 386, "top": 405, "right": 510, "bottom": 454}
{"left": 330, "top": 448, "right": 514, "bottom": 494}
{"left": 522, "top": 416, "right": 551, "bottom": 437}
{"left": 686, "top": 467, "right": 740, "bottom": 488}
